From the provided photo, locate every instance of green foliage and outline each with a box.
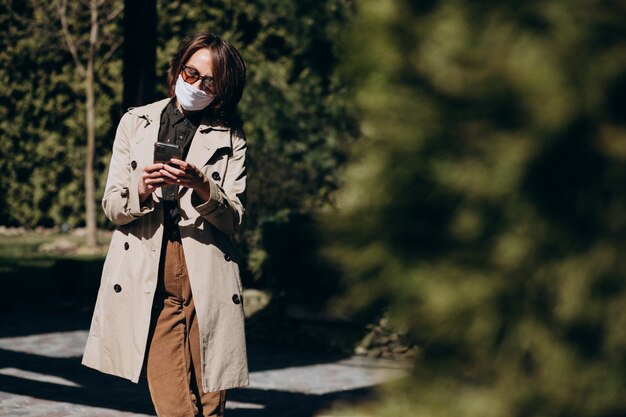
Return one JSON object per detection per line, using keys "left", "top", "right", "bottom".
{"left": 0, "top": 0, "right": 122, "bottom": 228}
{"left": 0, "top": 1, "right": 357, "bottom": 300}
{"left": 325, "top": 0, "right": 626, "bottom": 416}
{"left": 153, "top": 0, "right": 358, "bottom": 291}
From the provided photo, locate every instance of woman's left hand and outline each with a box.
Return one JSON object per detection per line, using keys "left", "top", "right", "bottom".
{"left": 160, "top": 158, "right": 211, "bottom": 202}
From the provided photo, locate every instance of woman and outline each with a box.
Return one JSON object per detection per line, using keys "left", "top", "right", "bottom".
{"left": 82, "top": 32, "right": 248, "bottom": 417}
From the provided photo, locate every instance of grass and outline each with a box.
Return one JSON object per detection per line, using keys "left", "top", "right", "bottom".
{"left": 0, "top": 229, "right": 111, "bottom": 258}
{"left": 0, "top": 228, "right": 111, "bottom": 312}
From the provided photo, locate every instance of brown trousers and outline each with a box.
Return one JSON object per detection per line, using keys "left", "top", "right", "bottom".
{"left": 142, "top": 237, "right": 227, "bottom": 417}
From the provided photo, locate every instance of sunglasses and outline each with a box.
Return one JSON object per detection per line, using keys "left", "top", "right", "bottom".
{"left": 181, "top": 66, "right": 214, "bottom": 93}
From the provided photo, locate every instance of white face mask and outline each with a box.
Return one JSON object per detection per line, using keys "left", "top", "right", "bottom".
{"left": 174, "top": 74, "right": 216, "bottom": 111}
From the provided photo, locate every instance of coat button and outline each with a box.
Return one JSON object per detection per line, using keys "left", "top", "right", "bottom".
{"left": 114, "top": 284, "right": 122, "bottom": 293}
{"left": 218, "top": 203, "right": 226, "bottom": 210}
{"left": 211, "top": 171, "right": 220, "bottom": 181}
{"left": 232, "top": 294, "right": 241, "bottom": 304}
{"left": 124, "top": 242, "right": 129, "bottom": 250}
{"left": 224, "top": 253, "right": 231, "bottom": 262}
{"left": 131, "top": 160, "right": 137, "bottom": 170}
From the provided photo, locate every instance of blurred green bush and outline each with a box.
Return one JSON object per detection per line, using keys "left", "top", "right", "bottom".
{"left": 323, "top": 0, "right": 626, "bottom": 415}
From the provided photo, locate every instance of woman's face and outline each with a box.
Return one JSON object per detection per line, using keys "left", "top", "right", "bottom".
{"left": 182, "top": 48, "right": 214, "bottom": 91}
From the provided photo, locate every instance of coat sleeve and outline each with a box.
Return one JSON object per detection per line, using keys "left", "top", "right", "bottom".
{"left": 102, "top": 112, "right": 156, "bottom": 226}
{"left": 191, "top": 127, "right": 247, "bottom": 235}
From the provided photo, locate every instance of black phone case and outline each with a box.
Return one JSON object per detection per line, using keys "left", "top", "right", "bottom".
{"left": 154, "top": 142, "right": 182, "bottom": 163}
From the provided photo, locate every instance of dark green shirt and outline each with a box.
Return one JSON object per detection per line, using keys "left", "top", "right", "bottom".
{"left": 158, "top": 98, "right": 202, "bottom": 241}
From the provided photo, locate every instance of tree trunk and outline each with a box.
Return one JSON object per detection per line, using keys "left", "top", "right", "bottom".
{"left": 85, "top": 65, "right": 97, "bottom": 247}
{"left": 84, "top": 0, "right": 99, "bottom": 248}
{"left": 123, "top": 0, "right": 156, "bottom": 109}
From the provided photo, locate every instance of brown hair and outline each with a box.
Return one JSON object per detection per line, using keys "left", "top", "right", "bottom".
{"left": 167, "top": 32, "right": 246, "bottom": 122}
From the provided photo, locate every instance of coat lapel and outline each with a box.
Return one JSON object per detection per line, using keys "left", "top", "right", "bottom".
{"left": 179, "top": 113, "right": 231, "bottom": 197}
{"left": 126, "top": 98, "right": 232, "bottom": 199}
{"left": 127, "top": 98, "right": 171, "bottom": 199}
{"left": 127, "top": 97, "right": 170, "bottom": 163}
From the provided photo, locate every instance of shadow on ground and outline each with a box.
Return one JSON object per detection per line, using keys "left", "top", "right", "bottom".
{"left": 0, "top": 252, "right": 387, "bottom": 417}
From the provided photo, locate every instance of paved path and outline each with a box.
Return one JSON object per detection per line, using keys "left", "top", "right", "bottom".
{"left": 0, "top": 311, "right": 409, "bottom": 417}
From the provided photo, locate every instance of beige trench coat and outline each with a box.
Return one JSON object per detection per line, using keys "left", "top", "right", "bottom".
{"left": 81, "top": 97, "right": 249, "bottom": 392}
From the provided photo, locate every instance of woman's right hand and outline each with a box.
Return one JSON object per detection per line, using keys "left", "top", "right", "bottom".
{"left": 138, "top": 163, "right": 166, "bottom": 202}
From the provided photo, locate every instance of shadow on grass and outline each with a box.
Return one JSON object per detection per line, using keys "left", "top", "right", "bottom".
{"left": 0, "top": 256, "right": 104, "bottom": 315}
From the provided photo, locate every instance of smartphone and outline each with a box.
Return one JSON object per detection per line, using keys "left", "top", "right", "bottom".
{"left": 153, "top": 142, "right": 182, "bottom": 164}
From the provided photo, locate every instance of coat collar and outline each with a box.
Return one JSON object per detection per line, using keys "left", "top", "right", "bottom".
{"left": 126, "top": 97, "right": 231, "bottom": 141}
{"left": 127, "top": 96, "right": 232, "bottom": 159}
{"left": 126, "top": 97, "right": 232, "bottom": 199}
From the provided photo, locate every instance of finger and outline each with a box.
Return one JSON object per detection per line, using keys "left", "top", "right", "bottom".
{"left": 163, "top": 175, "right": 197, "bottom": 185}
{"left": 161, "top": 169, "right": 194, "bottom": 183}
{"left": 161, "top": 163, "right": 186, "bottom": 177}
{"left": 145, "top": 175, "right": 166, "bottom": 183}
{"left": 143, "top": 173, "right": 162, "bottom": 182}
{"left": 172, "top": 159, "right": 200, "bottom": 176}
{"left": 143, "top": 163, "right": 165, "bottom": 173}
{"left": 169, "top": 158, "right": 187, "bottom": 169}
{"left": 179, "top": 162, "right": 200, "bottom": 175}
{"left": 184, "top": 167, "right": 200, "bottom": 177}
{"left": 159, "top": 168, "right": 179, "bottom": 180}
{"left": 173, "top": 170, "right": 198, "bottom": 180}
{"left": 179, "top": 178, "right": 202, "bottom": 188}
{"left": 145, "top": 178, "right": 167, "bottom": 186}
{"left": 173, "top": 177, "right": 194, "bottom": 185}
{"left": 162, "top": 178, "right": 186, "bottom": 186}
{"left": 168, "top": 160, "right": 188, "bottom": 172}
{"left": 141, "top": 171, "right": 162, "bottom": 180}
